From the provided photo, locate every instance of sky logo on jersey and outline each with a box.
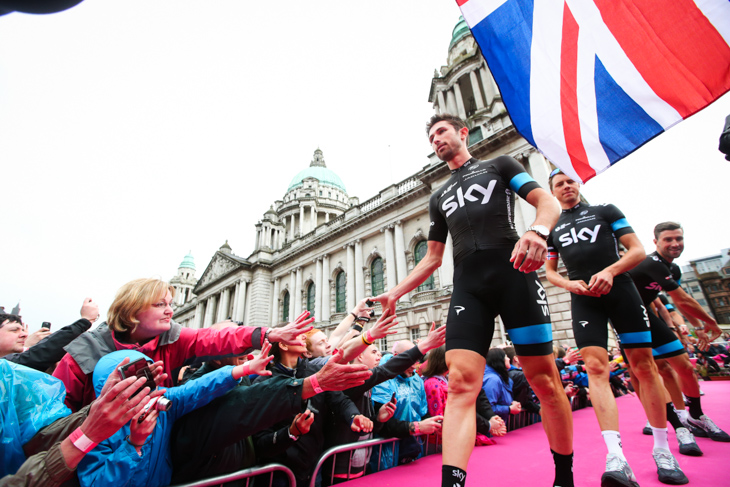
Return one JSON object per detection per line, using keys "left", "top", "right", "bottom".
{"left": 442, "top": 180, "right": 498, "bottom": 217}
{"left": 646, "top": 282, "right": 663, "bottom": 291}
{"left": 456, "top": 0, "right": 730, "bottom": 184}
{"left": 558, "top": 224, "right": 601, "bottom": 246}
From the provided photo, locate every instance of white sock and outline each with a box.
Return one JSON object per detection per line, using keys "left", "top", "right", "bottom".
{"left": 651, "top": 426, "right": 669, "bottom": 452}
{"left": 602, "top": 430, "right": 625, "bottom": 459}
{"left": 675, "top": 408, "right": 689, "bottom": 422}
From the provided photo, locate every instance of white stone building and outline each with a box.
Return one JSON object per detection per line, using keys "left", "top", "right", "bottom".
{"left": 172, "top": 18, "right": 581, "bottom": 349}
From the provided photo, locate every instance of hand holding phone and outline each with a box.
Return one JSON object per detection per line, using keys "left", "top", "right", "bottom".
{"left": 117, "top": 358, "right": 156, "bottom": 397}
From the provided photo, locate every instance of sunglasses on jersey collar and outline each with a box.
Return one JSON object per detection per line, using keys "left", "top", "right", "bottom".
{"left": 549, "top": 168, "right": 563, "bottom": 178}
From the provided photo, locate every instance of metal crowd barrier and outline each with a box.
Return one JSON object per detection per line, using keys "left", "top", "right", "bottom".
{"left": 174, "top": 401, "right": 590, "bottom": 487}
{"left": 169, "top": 462, "right": 296, "bottom": 487}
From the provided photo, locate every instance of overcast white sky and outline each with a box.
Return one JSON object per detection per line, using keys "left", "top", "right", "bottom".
{"left": 1, "top": 1, "right": 729, "bottom": 331}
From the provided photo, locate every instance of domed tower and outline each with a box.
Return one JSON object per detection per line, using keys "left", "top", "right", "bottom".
{"left": 254, "top": 148, "right": 353, "bottom": 251}
{"left": 170, "top": 252, "right": 198, "bottom": 308}
{"left": 428, "top": 16, "right": 509, "bottom": 147}
{"left": 428, "top": 17, "right": 553, "bottom": 233}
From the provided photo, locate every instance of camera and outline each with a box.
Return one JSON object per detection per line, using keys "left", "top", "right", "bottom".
{"left": 117, "top": 358, "right": 156, "bottom": 397}
{"left": 41, "top": 322, "right": 51, "bottom": 330}
{"left": 137, "top": 396, "right": 172, "bottom": 423}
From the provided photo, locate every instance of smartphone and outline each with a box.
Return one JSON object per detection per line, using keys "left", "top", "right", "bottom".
{"left": 390, "top": 392, "right": 397, "bottom": 403}
{"left": 365, "top": 299, "right": 374, "bottom": 307}
{"left": 41, "top": 322, "right": 51, "bottom": 330}
{"left": 117, "top": 358, "right": 155, "bottom": 397}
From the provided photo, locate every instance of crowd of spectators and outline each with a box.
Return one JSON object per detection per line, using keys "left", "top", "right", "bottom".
{"left": 1, "top": 278, "right": 727, "bottom": 487}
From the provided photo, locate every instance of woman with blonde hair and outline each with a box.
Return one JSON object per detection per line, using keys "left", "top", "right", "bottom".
{"left": 53, "top": 277, "right": 313, "bottom": 411}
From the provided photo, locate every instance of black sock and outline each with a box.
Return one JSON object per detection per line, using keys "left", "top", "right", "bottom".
{"left": 666, "top": 402, "right": 684, "bottom": 431}
{"left": 551, "top": 450, "right": 574, "bottom": 487}
{"left": 442, "top": 465, "right": 467, "bottom": 487}
{"left": 686, "top": 395, "right": 704, "bottom": 419}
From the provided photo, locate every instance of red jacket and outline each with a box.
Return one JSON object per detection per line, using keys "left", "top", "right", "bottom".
{"left": 53, "top": 322, "right": 265, "bottom": 412}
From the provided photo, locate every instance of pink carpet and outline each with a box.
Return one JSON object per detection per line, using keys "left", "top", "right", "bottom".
{"left": 348, "top": 381, "right": 730, "bottom": 487}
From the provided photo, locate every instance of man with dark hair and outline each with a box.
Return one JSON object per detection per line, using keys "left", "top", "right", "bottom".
{"left": 1, "top": 298, "right": 100, "bottom": 372}
{"left": 546, "top": 170, "right": 689, "bottom": 486}
{"left": 374, "top": 114, "right": 574, "bottom": 487}
{"left": 630, "top": 222, "right": 729, "bottom": 443}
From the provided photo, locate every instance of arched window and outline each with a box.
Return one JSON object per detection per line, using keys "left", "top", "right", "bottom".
{"left": 282, "top": 291, "right": 290, "bottom": 322}
{"left": 371, "top": 257, "right": 384, "bottom": 296}
{"left": 306, "top": 283, "right": 316, "bottom": 315}
{"left": 415, "top": 241, "right": 435, "bottom": 291}
{"left": 335, "top": 272, "right": 347, "bottom": 313}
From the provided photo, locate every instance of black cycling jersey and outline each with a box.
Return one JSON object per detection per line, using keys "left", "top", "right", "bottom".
{"left": 629, "top": 251, "right": 681, "bottom": 306}
{"left": 428, "top": 156, "right": 540, "bottom": 266}
{"left": 546, "top": 202, "right": 634, "bottom": 282}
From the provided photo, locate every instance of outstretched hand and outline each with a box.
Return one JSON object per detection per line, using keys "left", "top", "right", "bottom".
{"left": 370, "top": 293, "right": 397, "bottom": 317}
{"left": 245, "top": 340, "right": 275, "bottom": 376}
{"left": 268, "top": 311, "right": 315, "bottom": 346}
{"left": 311, "top": 349, "right": 372, "bottom": 393}
{"left": 368, "top": 308, "right": 399, "bottom": 340}
{"left": 351, "top": 414, "right": 373, "bottom": 433}
{"left": 417, "top": 322, "right": 446, "bottom": 354}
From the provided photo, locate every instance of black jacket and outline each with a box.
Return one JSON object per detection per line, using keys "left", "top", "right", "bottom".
{"left": 170, "top": 363, "right": 307, "bottom": 485}
{"left": 2, "top": 319, "right": 91, "bottom": 372}
{"left": 328, "top": 346, "right": 425, "bottom": 476}
{"left": 253, "top": 358, "right": 360, "bottom": 487}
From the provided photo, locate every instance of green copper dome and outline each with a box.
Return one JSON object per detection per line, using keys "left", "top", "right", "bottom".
{"left": 287, "top": 149, "right": 347, "bottom": 193}
{"left": 450, "top": 16, "right": 470, "bottom": 48}
{"left": 179, "top": 252, "right": 195, "bottom": 270}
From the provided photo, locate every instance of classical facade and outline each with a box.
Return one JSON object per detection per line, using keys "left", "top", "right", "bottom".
{"left": 172, "top": 18, "right": 582, "bottom": 350}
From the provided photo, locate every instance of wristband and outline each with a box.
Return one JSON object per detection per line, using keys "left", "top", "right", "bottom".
{"left": 241, "top": 364, "right": 250, "bottom": 377}
{"left": 264, "top": 328, "right": 272, "bottom": 343}
{"left": 351, "top": 312, "right": 359, "bottom": 321}
{"left": 309, "top": 374, "right": 324, "bottom": 394}
{"left": 350, "top": 323, "right": 363, "bottom": 333}
{"left": 365, "top": 330, "right": 374, "bottom": 343}
{"left": 361, "top": 333, "right": 373, "bottom": 346}
{"left": 69, "top": 428, "right": 98, "bottom": 454}
{"left": 125, "top": 435, "right": 146, "bottom": 448}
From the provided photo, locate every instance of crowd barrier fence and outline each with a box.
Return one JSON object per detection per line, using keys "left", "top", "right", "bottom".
{"left": 172, "top": 398, "right": 590, "bottom": 487}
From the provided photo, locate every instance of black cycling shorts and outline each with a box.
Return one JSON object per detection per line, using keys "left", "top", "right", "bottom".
{"left": 648, "top": 311, "right": 686, "bottom": 360}
{"left": 446, "top": 248, "right": 554, "bottom": 357}
{"left": 571, "top": 278, "right": 652, "bottom": 350}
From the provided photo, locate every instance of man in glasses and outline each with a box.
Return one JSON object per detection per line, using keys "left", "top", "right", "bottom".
{"left": 545, "top": 170, "right": 689, "bottom": 486}
{"left": 630, "top": 222, "right": 729, "bottom": 444}
{"left": 373, "top": 114, "right": 574, "bottom": 487}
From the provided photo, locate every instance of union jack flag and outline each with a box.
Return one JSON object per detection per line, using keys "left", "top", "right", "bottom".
{"left": 457, "top": 0, "right": 730, "bottom": 183}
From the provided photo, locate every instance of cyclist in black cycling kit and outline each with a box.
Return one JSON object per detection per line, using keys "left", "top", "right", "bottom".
{"left": 546, "top": 170, "right": 689, "bottom": 486}
{"left": 630, "top": 223, "right": 729, "bottom": 443}
{"left": 373, "top": 114, "right": 574, "bottom": 487}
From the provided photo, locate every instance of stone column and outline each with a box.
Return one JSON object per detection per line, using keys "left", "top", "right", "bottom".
{"left": 384, "top": 226, "right": 397, "bottom": 292}
{"left": 325, "top": 213, "right": 330, "bottom": 223}
{"left": 195, "top": 302, "right": 205, "bottom": 328}
{"left": 470, "top": 71, "right": 485, "bottom": 110}
{"left": 289, "top": 214, "right": 295, "bottom": 239}
{"left": 440, "top": 234, "right": 455, "bottom": 287}
{"left": 271, "top": 277, "right": 280, "bottom": 326}
{"left": 255, "top": 229, "right": 261, "bottom": 250}
{"left": 437, "top": 90, "right": 447, "bottom": 115}
{"left": 231, "top": 283, "right": 239, "bottom": 320}
{"left": 204, "top": 296, "right": 216, "bottom": 326}
{"left": 295, "top": 267, "right": 303, "bottom": 317}
{"left": 453, "top": 82, "right": 467, "bottom": 120}
{"left": 310, "top": 206, "right": 317, "bottom": 232}
{"left": 217, "top": 288, "right": 231, "bottom": 321}
{"left": 315, "top": 258, "right": 323, "bottom": 322}
{"left": 289, "top": 270, "right": 296, "bottom": 321}
{"left": 322, "top": 255, "right": 330, "bottom": 322}
{"left": 480, "top": 66, "right": 496, "bottom": 106}
{"left": 236, "top": 280, "right": 247, "bottom": 322}
{"left": 446, "top": 89, "right": 458, "bottom": 116}
{"left": 346, "top": 243, "right": 355, "bottom": 311}
{"left": 394, "top": 221, "right": 408, "bottom": 302}
{"left": 354, "top": 240, "right": 365, "bottom": 302}
{"left": 299, "top": 205, "right": 305, "bottom": 235}
{"left": 527, "top": 150, "right": 550, "bottom": 188}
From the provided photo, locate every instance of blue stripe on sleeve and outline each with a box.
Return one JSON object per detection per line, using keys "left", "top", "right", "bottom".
{"left": 611, "top": 218, "right": 630, "bottom": 231}
{"left": 509, "top": 172, "right": 536, "bottom": 193}
{"left": 508, "top": 323, "right": 552, "bottom": 345}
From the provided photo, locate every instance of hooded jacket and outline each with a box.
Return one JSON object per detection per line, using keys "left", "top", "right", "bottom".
{"left": 76, "top": 350, "right": 240, "bottom": 487}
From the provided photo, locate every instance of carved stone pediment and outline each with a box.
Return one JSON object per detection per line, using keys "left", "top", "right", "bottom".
{"left": 196, "top": 253, "right": 245, "bottom": 291}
